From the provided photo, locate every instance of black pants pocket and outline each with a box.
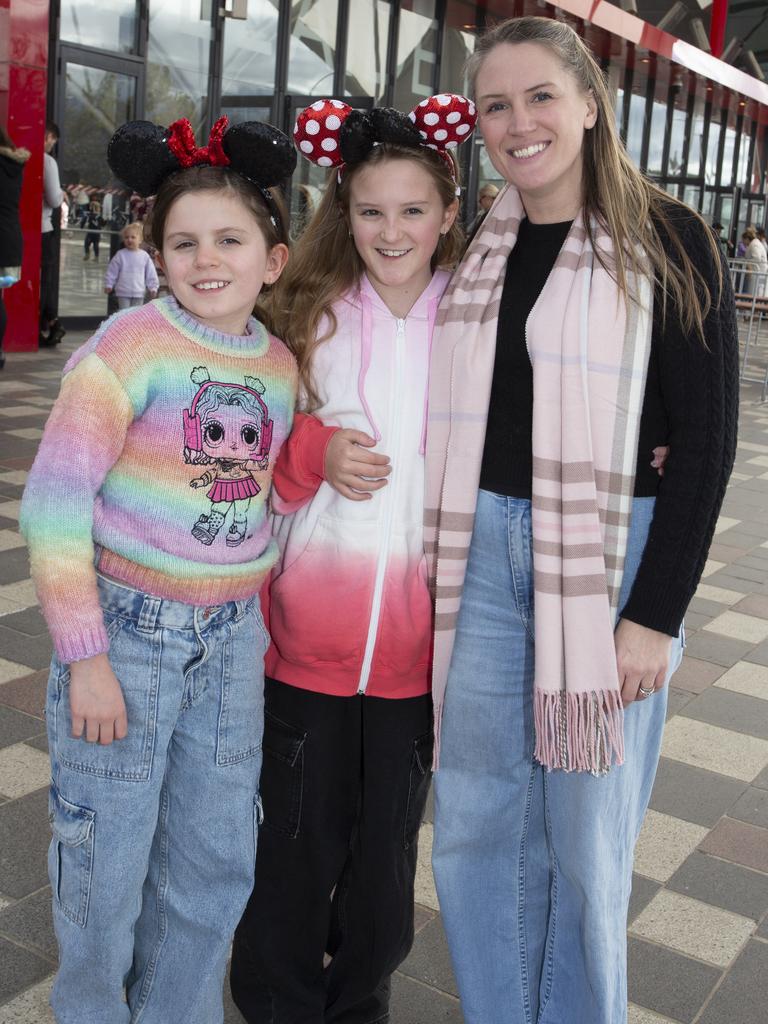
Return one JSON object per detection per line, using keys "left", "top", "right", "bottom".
{"left": 403, "top": 730, "right": 434, "bottom": 850}
{"left": 260, "top": 711, "right": 307, "bottom": 839}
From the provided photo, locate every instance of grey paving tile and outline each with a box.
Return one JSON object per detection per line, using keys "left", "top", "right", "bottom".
{"left": 728, "top": 786, "right": 768, "bottom": 828}
{"left": 628, "top": 873, "right": 661, "bottom": 925}
{"left": 734, "top": 594, "right": 768, "bottom": 619}
{"left": 649, "top": 757, "right": 747, "bottom": 828}
{"left": 0, "top": 516, "right": 19, "bottom": 532}
{"left": 679, "top": 686, "right": 768, "bottom": 741}
{"left": 670, "top": 656, "right": 726, "bottom": 694}
{"left": 679, "top": 611, "right": 710, "bottom": 632}
{"left": 707, "top": 542, "right": 751, "bottom": 563}
{"left": 25, "top": 734, "right": 48, "bottom": 754}
{"left": 665, "top": 687, "right": 694, "bottom": 720}
{"left": 0, "top": 934, "right": 52, "bottom": 1004}
{"left": 0, "top": 608, "right": 48, "bottom": 637}
{"left": 0, "top": 670, "right": 47, "bottom": 719}
{"left": 667, "top": 850, "right": 768, "bottom": 921}
{"left": 0, "top": 788, "right": 50, "bottom": 900}
{"left": 703, "top": 570, "right": 758, "bottom": 592}
{"left": 687, "top": 597, "right": 734, "bottom": 619}
{"left": 391, "top": 973, "right": 464, "bottom": 1023}
{"left": 758, "top": 915, "right": 768, "bottom": 939}
{"left": 0, "top": 482, "right": 24, "bottom": 501}
{"left": 627, "top": 937, "right": 721, "bottom": 1023}
{"left": 0, "top": 630, "right": 52, "bottom": 671}
{"left": 399, "top": 915, "right": 458, "bottom": 998}
{"left": 0, "top": 887, "right": 56, "bottom": 962}
{"left": 0, "top": 706, "right": 46, "bottom": 751}
{"left": 700, "top": 818, "right": 768, "bottom": 873}
{"left": 682, "top": 632, "right": 755, "bottom": 668}
{"left": 697, "top": 940, "right": 768, "bottom": 1024}
{"left": 744, "top": 641, "right": 768, "bottom": 667}
{"left": 753, "top": 763, "right": 768, "bottom": 791}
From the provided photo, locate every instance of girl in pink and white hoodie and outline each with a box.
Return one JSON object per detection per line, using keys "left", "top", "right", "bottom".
{"left": 230, "top": 95, "right": 477, "bottom": 1024}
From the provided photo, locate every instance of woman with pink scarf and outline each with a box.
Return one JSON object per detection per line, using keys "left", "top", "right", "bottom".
{"left": 425, "top": 17, "right": 738, "bottom": 1024}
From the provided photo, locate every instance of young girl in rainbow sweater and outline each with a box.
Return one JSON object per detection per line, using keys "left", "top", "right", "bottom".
{"left": 20, "top": 117, "right": 297, "bottom": 1024}
{"left": 230, "top": 95, "right": 476, "bottom": 1024}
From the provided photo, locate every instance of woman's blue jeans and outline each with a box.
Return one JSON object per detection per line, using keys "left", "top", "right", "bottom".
{"left": 432, "top": 492, "right": 684, "bottom": 1024}
{"left": 46, "top": 574, "right": 268, "bottom": 1024}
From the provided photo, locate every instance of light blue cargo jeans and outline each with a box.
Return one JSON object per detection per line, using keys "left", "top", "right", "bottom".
{"left": 46, "top": 574, "right": 268, "bottom": 1024}
{"left": 432, "top": 493, "right": 684, "bottom": 1024}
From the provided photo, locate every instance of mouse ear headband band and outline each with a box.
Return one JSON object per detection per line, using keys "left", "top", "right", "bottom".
{"left": 293, "top": 94, "right": 477, "bottom": 192}
{"left": 107, "top": 115, "right": 297, "bottom": 230}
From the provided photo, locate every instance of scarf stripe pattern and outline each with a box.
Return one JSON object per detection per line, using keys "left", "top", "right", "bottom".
{"left": 425, "top": 186, "right": 653, "bottom": 774}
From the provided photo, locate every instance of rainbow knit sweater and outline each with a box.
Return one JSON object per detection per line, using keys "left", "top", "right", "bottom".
{"left": 20, "top": 296, "right": 297, "bottom": 663}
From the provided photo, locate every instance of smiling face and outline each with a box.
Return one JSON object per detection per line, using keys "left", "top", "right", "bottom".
{"left": 347, "top": 157, "right": 458, "bottom": 317}
{"left": 475, "top": 42, "right": 597, "bottom": 223}
{"left": 158, "top": 189, "right": 288, "bottom": 336}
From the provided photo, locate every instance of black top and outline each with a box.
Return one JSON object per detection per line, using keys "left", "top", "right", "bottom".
{"left": 480, "top": 208, "right": 739, "bottom": 636}
{"left": 0, "top": 150, "right": 27, "bottom": 266}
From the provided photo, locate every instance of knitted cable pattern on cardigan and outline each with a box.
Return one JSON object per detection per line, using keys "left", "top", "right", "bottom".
{"left": 424, "top": 186, "right": 653, "bottom": 774}
{"left": 21, "top": 297, "right": 297, "bottom": 663}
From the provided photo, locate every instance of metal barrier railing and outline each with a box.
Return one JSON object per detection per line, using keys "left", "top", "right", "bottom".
{"left": 727, "top": 258, "right": 768, "bottom": 402}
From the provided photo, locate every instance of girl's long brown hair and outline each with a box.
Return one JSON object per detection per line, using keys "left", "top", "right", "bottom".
{"left": 466, "top": 16, "right": 723, "bottom": 340}
{"left": 270, "top": 144, "right": 465, "bottom": 409}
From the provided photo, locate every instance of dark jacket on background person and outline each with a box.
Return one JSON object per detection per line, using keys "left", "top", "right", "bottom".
{"left": 0, "top": 144, "right": 30, "bottom": 267}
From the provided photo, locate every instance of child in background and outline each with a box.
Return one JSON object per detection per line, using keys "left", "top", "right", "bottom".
{"left": 104, "top": 222, "right": 159, "bottom": 308}
{"left": 230, "top": 94, "right": 476, "bottom": 1024}
{"left": 20, "top": 115, "right": 297, "bottom": 1024}
{"left": 81, "top": 199, "right": 103, "bottom": 260}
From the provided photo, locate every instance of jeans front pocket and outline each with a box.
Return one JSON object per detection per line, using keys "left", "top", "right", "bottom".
{"left": 216, "top": 608, "right": 266, "bottom": 766}
{"left": 51, "top": 615, "right": 159, "bottom": 781}
{"left": 48, "top": 784, "right": 95, "bottom": 928}
{"left": 404, "top": 730, "right": 434, "bottom": 850}
{"left": 259, "top": 711, "right": 306, "bottom": 838}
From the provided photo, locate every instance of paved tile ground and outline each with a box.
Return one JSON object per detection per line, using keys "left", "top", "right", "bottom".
{"left": 1, "top": 334, "right": 768, "bottom": 1023}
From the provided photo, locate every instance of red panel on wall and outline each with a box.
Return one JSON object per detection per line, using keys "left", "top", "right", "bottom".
{"left": 1, "top": 0, "right": 50, "bottom": 352}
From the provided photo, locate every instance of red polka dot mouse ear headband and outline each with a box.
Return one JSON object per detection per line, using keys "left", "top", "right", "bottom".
{"left": 293, "top": 94, "right": 477, "bottom": 193}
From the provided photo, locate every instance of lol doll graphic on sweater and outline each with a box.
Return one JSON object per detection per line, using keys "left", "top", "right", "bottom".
{"left": 183, "top": 366, "right": 273, "bottom": 547}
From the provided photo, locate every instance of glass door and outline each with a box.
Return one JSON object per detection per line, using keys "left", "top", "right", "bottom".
{"left": 56, "top": 47, "right": 144, "bottom": 325}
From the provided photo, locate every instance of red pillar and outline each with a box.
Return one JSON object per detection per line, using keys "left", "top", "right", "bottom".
{"left": 709, "top": 0, "right": 729, "bottom": 60}
{"left": 0, "top": 0, "right": 50, "bottom": 352}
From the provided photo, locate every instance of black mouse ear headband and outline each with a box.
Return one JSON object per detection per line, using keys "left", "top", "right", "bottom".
{"left": 293, "top": 94, "right": 477, "bottom": 193}
{"left": 107, "top": 115, "right": 297, "bottom": 231}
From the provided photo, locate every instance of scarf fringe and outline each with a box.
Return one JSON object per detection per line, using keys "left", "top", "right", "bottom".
{"left": 534, "top": 689, "right": 625, "bottom": 776}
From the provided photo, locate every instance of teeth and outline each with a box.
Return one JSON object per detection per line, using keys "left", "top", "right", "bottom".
{"left": 378, "top": 249, "right": 409, "bottom": 257}
{"left": 511, "top": 142, "right": 548, "bottom": 159}
{"left": 194, "top": 281, "right": 228, "bottom": 290}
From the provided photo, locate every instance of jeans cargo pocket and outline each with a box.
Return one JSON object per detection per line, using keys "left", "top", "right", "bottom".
{"left": 216, "top": 610, "right": 266, "bottom": 766}
{"left": 260, "top": 712, "right": 306, "bottom": 839}
{"left": 48, "top": 784, "right": 95, "bottom": 928}
{"left": 404, "top": 730, "right": 434, "bottom": 850}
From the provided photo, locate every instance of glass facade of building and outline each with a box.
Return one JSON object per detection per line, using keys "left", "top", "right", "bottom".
{"left": 49, "top": 0, "right": 768, "bottom": 323}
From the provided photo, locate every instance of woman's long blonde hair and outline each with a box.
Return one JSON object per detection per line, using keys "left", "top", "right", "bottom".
{"left": 466, "top": 16, "right": 722, "bottom": 339}
{"left": 270, "top": 144, "right": 465, "bottom": 409}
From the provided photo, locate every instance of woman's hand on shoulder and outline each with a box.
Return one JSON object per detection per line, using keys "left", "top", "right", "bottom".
{"left": 69, "top": 653, "right": 128, "bottom": 745}
{"left": 614, "top": 618, "right": 673, "bottom": 705}
{"left": 324, "top": 429, "right": 391, "bottom": 502}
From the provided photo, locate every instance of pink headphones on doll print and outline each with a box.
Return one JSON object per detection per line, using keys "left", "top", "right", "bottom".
{"left": 292, "top": 93, "right": 477, "bottom": 190}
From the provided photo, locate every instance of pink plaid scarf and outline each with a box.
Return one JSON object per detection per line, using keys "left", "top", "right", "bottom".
{"left": 425, "top": 186, "right": 653, "bottom": 773}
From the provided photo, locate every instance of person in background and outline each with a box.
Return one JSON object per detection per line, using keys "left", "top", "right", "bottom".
{"left": 755, "top": 226, "right": 767, "bottom": 257}
{"left": 467, "top": 181, "right": 499, "bottom": 240}
{"left": 40, "top": 120, "right": 65, "bottom": 348}
{"left": 104, "top": 222, "right": 159, "bottom": 308}
{"left": 81, "top": 199, "right": 104, "bottom": 260}
{"left": 0, "top": 123, "right": 31, "bottom": 370}
{"left": 744, "top": 226, "right": 767, "bottom": 296}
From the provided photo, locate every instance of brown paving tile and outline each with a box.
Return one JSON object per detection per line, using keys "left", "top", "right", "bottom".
{"left": 672, "top": 657, "right": 726, "bottom": 694}
{"left": 0, "top": 670, "right": 47, "bottom": 719}
{"left": 699, "top": 817, "right": 768, "bottom": 873}
{"left": 413, "top": 902, "right": 436, "bottom": 935}
{"left": 734, "top": 594, "right": 768, "bottom": 619}
{"left": 708, "top": 542, "right": 752, "bottom": 562}
{"left": 683, "top": 632, "right": 756, "bottom": 668}
{"left": 0, "top": 457, "right": 36, "bottom": 471}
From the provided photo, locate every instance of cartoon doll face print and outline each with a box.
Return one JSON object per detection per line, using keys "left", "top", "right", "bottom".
{"left": 199, "top": 402, "right": 264, "bottom": 463}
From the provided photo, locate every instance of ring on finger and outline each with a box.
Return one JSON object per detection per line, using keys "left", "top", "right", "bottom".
{"left": 638, "top": 684, "right": 655, "bottom": 697}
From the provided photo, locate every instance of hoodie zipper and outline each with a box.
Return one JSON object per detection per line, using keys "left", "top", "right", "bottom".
{"left": 357, "top": 316, "right": 406, "bottom": 694}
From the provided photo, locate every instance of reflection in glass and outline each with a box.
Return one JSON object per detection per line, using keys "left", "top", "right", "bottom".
{"left": 146, "top": 0, "right": 212, "bottom": 137}
{"left": 394, "top": 0, "right": 438, "bottom": 110}
{"left": 344, "top": 1, "right": 391, "bottom": 101}
{"left": 667, "top": 105, "right": 687, "bottom": 177}
{"left": 222, "top": 0, "right": 280, "bottom": 96}
{"left": 58, "top": 63, "right": 137, "bottom": 319}
{"left": 288, "top": 0, "right": 339, "bottom": 97}
{"left": 687, "top": 91, "right": 706, "bottom": 178}
{"left": 705, "top": 118, "right": 721, "bottom": 184}
{"left": 626, "top": 91, "right": 645, "bottom": 167}
{"left": 737, "top": 124, "right": 751, "bottom": 186}
{"left": 60, "top": 0, "right": 137, "bottom": 54}
{"left": 440, "top": 0, "right": 476, "bottom": 94}
{"left": 647, "top": 100, "right": 667, "bottom": 174}
{"left": 721, "top": 127, "right": 737, "bottom": 187}
{"left": 219, "top": 104, "right": 272, "bottom": 126}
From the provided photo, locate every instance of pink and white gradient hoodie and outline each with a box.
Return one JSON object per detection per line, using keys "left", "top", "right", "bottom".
{"left": 266, "top": 270, "right": 451, "bottom": 700}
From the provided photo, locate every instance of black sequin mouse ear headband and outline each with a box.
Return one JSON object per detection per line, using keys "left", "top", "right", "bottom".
{"left": 107, "top": 116, "right": 297, "bottom": 232}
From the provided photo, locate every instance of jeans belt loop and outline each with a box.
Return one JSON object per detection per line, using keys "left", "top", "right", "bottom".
{"left": 137, "top": 595, "right": 162, "bottom": 634}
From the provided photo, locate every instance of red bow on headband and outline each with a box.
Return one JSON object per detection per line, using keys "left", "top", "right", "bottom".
{"left": 167, "top": 115, "right": 231, "bottom": 169}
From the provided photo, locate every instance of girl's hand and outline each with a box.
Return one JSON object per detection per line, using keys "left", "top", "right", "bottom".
{"left": 190, "top": 476, "right": 206, "bottom": 488}
{"left": 325, "top": 429, "right": 391, "bottom": 501}
{"left": 614, "top": 619, "right": 672, "bottom": 705}
{"left": 69, "top": 654, "right": 128, "bottom": 745}
{"left": 651, "top": 445, "right": 670, "bottom": 476}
